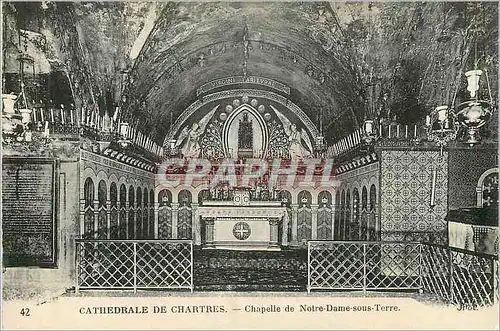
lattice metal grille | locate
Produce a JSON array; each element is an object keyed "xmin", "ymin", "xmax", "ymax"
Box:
[
  {"xmin": 421, "ymin": 244, "xmax": 450, "ymax": 300},
  {"xmin": 308, "ymin": 241, "xmax": 421, "ymax": 291},
  {"xmin": 365, "ymin": 243, "xmax": 421, "ymax": 289},
  {"xmin": 308, "ymin": 242, "xmax": 364, "ymax": 290},
  {"xmin": 495, "ymin": 260, "xmax": 499, "ymax": 303},
  {"xmin": 308, "ymin": 241, "xmax": 497, "ymax": 308},
  {"xmin": 450, "ymin": 250, "xmax": 496, "ymax": 308},
  {"xmin": 76, "ymin": 240, "xmax": 193, "ymax": 292}
]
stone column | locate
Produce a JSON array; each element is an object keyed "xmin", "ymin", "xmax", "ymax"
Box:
[
  {"xmin": 311, "ymin": 204, "xmax": 318, "ymax": 240},
  {"xmin": 171, "ymin": 202, "xmax": 179, "ymax": 239},
  {"xmin": 331, "ymin": 204, "xmax": 336, "ymax": 240},
  {"xmin": 106, "ymin": 201, "xmax": 112, "ymax": 239},
  {"xmin": 192, "ymin": 203, "xmax": 201, "ymax": 245},
  {"xmin": 79, "ymin": 199, "xmax": 85, "ymax": 238},
  {"xmin": 154, "ymin": 202, "xmax": 159, "ymax": 239},
  {"xmin": 291, "ymin": 204, "xmax": 299, "ymax": 246},
  {"xmin": 281, "ymin": 210, "xmax": 289, "ymax": 246},
  {"xmin": 269, "ymin": 218, "xmax": 279, "ymax": 248},
  {"xmin": 93, "ymin": 200, "xmax": 99, "ymax": 239},
  {"xmin": 204, "ymin": 218, "xmax": 215, "ymax": 247},
  {"xmin": 125, "ymin": 200, "xmax": 129, "ymax": 239}
]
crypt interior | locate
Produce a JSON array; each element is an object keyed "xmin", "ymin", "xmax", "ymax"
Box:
[{"xmin": 1, "ymin": 2, "xmax": 499, "ymax": 303}]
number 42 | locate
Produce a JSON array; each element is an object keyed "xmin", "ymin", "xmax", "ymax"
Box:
[{"xmin": 20, "ymin": 308, "xmax": 30, "ymax": 316}]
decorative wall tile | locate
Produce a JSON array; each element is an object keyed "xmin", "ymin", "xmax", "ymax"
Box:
[{"xmin": 380, "ymin": 150, "xmax": 448, "ymax": 244}]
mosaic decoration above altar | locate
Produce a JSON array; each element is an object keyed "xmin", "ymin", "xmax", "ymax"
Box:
[{"xmin": 168, "ymin": 91, "xmax": 318, "ymax": 161}]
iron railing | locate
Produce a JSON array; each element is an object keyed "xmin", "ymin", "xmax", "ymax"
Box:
[
  {"xmin": 308, "ymin": 241, "xmax": 422, "ymax": 292},
  {"xmin": 422, "ymin": 243, "xmax": 498, "ymax": 308},
  {"xmin": 308, "ymin": 241, "xmax": 498, "ymax": 308},
  {"xmin": 75, "ymin": 239, "xmax": 193, "ymax": 292}
]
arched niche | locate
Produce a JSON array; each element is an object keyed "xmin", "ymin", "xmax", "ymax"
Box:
[{"xmin": 221, "ymin": 103, "xmax": 269, "ymax": 158}]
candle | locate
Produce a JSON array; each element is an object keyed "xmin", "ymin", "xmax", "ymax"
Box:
[
  {"xmin": 60, "ymin": 106, "xmax": 65, "ymax": 124},
  {"xmin": 388, "ymin": 125, "xmax": 391, "ymax": 138},
  {"xmin": 414, "ymin": 125, "xmax": 417, "ymax": 137},
  {"xmin": 44, "ymin": 121, "xmax": 49, "ymax": 136},
  {"xmin": 40, "ymin": 108, "xmax": 44, "ymax": 122},
  {"xmin": 50, "ymin": 108, "xmax": 54, "ymax": 122},
  {"xmin": 81, "ymin": 107, "xmax": 85, "ymax": 125},
  {"xmin": 405, "ymin": 125, "xmax": 408, "ymax": 138},
  {"xmin": 33, "ymin": 108, "xmax": 37, "ymax": 122},
  {"xmin": 396, "ymin": 125, "xmax": 400, "ymax": 138},
  {"xmin": 430, "ymin": 169, "xmax": 437, "ymax": 208},
  {"xmin": 70, "ymin": 107, "xmax": 74, "ymax": 124}
]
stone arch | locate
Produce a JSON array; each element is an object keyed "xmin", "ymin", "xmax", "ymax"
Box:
[
  {"xmin": 119, "ymin": 183, "xmax": 127, "ymax": 239},
  {"xmin": 178, "ymin": 190, "xmax": 193, "ymax": 239},
  {"xmin": 128, "ymin": 185, "xmax": 136, "ymax": 239},
  {"xmin": 158, "ymin": 189, "xmax": 173, "ymax": 239},
  {"xmin": 476, "ymin": 168, "xmax": 499, "ymax": 208},
  {"xmin": 297, "ymin": 190, "xmax": 312, "ymax": 244},
  {"xmin": 82, "ymin": 167, "xmax": 97, "ymax": 200},
  {"xmin": 317, "ymin": 191, "xmax": 333, "ymax": 240}
]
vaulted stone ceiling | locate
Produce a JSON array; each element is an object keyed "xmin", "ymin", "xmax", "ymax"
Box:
[
  {"xmin": 3, "ymin": 1, "xmax": 498, "ymax": 145},
  {"xmin": 120, "ymin": 1, "xmax": 498, "ymax": 144},
  {"xmin": 121, "ymin": 2, "xmax": 365, "ymax": 143}
]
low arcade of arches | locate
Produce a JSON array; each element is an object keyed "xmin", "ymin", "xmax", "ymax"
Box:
[
  {"xmin": 334, "ymin": 176, "xmax": 380, "ymax": 242},
  {"xmin": 80, "ymin": 166, "xmax": 380, "ymax": 246},
  {"xmin": 154, "ymin": 184, "xmax": 340, "ymax": 246},
  {"xmin": 80, "ymin": 166, "xmax": 155, "ymax": 240}
]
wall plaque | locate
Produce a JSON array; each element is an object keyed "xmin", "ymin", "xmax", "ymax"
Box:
[{"xmin": 2, "ymin": 157, "xmax": 58, "ymax": 267}]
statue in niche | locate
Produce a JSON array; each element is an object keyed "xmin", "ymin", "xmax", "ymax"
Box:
[
  {"xmin": 238, "ymin": 113, "xmax": 253, "ymax": 149},
  {"xmin": 175, "ymin": 105, "xmax": 218, "ymax": 158},
  {"xmin": 271, "ymin": 105, "xmax": 313, "ymax": 159},
  {"xmin": 237, "ymin": 112, "xmax": 254, "ymax": 158}
]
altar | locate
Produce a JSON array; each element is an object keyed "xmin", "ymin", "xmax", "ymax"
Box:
[{"xmin": 197, "ymin": 200, "xmax": 287, "ymax": 251}]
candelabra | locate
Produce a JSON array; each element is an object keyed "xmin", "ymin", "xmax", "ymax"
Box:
[
  {"xmin": 425, "ymin": 105, "xmax": 458, "ymax": 155},
  {"xmin": 361, "ymin": 119, "xmax": 378, "ymax": 145}
]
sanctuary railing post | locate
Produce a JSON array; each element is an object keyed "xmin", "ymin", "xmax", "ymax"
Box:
[
  {"xmin": 362, "ymin": 243, "xmax": 367, "ymax": 291},
  {"xmin": 133, "ymin": 242, "xmax": 137, "ymax": 293},
  {"xmin": 307, "ymin": 241, "xmax": 311, "ymax": 293},
  {"xmin": 448, "ymin": 246, "xmax": 454, "ymax": 304},
  {"xmin": 191, "ymin": 241, "xmax": 194, "ymax": 293},
  {"xmin": 419, "ymin": 243, "xmax": 423, "ymax": 293},
  {"xmin": 75, "ymin": 240, "xmax": 80, "ymax": 294},
  {"xmin": 490, "ymin": 258, "xmax": 495, "ymax": 304}
]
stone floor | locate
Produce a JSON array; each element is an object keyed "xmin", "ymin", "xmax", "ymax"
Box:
[{"xmin": 193, "ymin": 248, "xmax": 308, "ymax": 291}]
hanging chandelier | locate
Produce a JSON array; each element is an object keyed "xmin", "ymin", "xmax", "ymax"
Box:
[
  {"xmin": 454, "ymin": 3, "xmax": 495, "ymax": 146},
  {"xmin": 455, "ymin": 69, "xmax": 493, "ymax": 146}
]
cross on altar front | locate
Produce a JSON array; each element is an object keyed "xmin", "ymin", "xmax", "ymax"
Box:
[{"xmin": 233, "ymin": 222, "xmax": 251, "ymax": 240}]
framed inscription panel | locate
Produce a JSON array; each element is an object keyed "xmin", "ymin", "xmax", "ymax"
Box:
[{"xmin": 2, "ymin": 157, "xmax": 59, "ymax": 268}]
